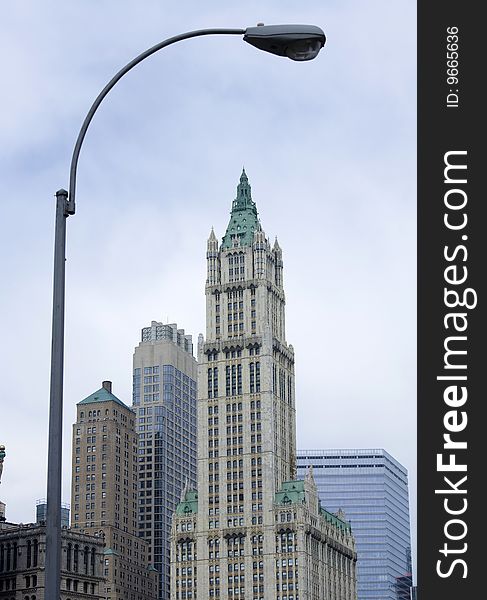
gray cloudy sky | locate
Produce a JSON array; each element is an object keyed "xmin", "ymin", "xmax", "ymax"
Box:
[{"xmin": 0, "ymin": 0, "xmax": 416, "ymax": 572}]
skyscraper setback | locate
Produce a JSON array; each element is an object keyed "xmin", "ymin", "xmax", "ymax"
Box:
[
  {"xmin": 170, "ymin": 170, "xmax": 357, "ymax": 600},
  {"xmin": 133, "ymin": 322, "xmax": 197, "ymax": 600}
]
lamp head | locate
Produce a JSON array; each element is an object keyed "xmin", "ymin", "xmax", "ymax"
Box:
[{"xmin": 243, "ymin": 24, "xmax": 326, "ymax": 61}]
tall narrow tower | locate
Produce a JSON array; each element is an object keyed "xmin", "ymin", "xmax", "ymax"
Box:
[
  {"xmin": 171, "ymin": 171, "xmax": 357, "ymax": 600},
  {"xmin": 133, "ymin": 321, "xmax": 197, "ymax": 600}
]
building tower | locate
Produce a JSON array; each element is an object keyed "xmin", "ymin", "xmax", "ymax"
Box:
[
  {"xmin": 71, "ymin": 380, "xmax": 158, "ymax": 600},
  {"xmin": 35, "ymin": 499, "xmax": 70, "ymax": 528},
  {"xmin": 133, "ymin": 322, "xmax": 197, "ymax": 600},
  {"xmin": 297, "ymin": 449, "xmax": 412, "ymax": 600},
  {"xmin": 171, "ymin": 170, "xmax": 357, "ymax": 600}
]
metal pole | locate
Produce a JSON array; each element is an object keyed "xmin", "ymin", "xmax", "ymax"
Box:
[
  {"xmin": 43, "ymin": 29, "xmax": 245, "ymax": 598},
  {"xmin": 45, "ymin": 189, "xmax": 69, "ymax": 599}
]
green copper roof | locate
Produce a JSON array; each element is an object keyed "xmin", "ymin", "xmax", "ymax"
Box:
[
  {"xmin": 103, "ymin": 548, "xmax": 120, "ymax": 556},
  {"xmin": 175, "ymin": 490, "xmax": 198, "ymax": 515},
  {"xmin": 221, "ymin": 169, "xmax": 260, "ymax": 249},
  {"xmin": 275, "ymin": 480, "xmax": 305, "ymax": 505},
  {"xmin": 78, "ymin": 386, "xmax": 128, "ymax": 409},
  {"xmin": 275, "ymin": 480, "xmax": 351, "ymax": 533},
  {"xmin": 320, "ymin": 506, "xmax": 352, "ymax": 533}
]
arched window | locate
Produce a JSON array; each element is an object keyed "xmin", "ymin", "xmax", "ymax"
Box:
[
  {"xmin": 26, "ymin": 540, "xmax": 32, "ymax": 568},
  {"xmin": 91, "ymin": 547, "xmax": 95, "ymax": 575},
  {"xmin": 84, "ymin": 546, "xmax": 89, "ymax": 574}
]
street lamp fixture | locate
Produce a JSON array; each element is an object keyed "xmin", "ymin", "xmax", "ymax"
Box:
[
  {"xmin": 45, "ymin": 23, "xmax": 326, "ymax": 598},
  {"xmin": 244, "ymin": 24, "xmax": 326, "ymax": 61}
]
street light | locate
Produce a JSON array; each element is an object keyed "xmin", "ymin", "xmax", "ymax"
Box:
[
  {"xmin": 45, "ymin": 23, "xmax": 326, "ymax": 597},
  {"xmin": 244, "ymin": 24, "xmax": 326, "ymax": 60}
]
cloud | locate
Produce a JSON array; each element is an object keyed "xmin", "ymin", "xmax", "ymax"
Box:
[{"xmin": 0, "ymin": 0, "xmax": 416, "ymax": 574}]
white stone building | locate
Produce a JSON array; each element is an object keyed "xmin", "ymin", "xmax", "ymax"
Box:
[{"xmin": 170, "ymin": 170, "xmax": 357, "ymax": 600}]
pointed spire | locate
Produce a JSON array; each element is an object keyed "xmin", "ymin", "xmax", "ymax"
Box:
[
  {"xmin": 335, "ymin": 508, "xmax": 347, "ymax": 522},
  {"xmin": 235, "ymin": 167, "xmax": 253, "ymax": 208},
  {"xmin": 273, "ymin": 236, "xmax": 281, "ymax": 252},
  {"xmin": 221, "ymin": 169, "xmax": 261, "ymax": 249},
  {"xmin": 207, "ymin": 226, "xmax": 218, "ymax": 252}
]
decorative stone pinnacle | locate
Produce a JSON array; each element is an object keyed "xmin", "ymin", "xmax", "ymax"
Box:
[{"xmin": 0, "ymin": 445, "xmax": 5, "ymax": 484}]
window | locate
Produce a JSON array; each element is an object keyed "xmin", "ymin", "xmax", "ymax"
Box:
[
  {"xmin": 213, "ymin": 367, "xmax": 219, "ymax": 397},
  {"xmin": 237, "ymin": 364, "xmax": 242, "ymax": 395},
  {"xmin": 67, "ymin": 544, "xmax": 72, "ymax": 571}
]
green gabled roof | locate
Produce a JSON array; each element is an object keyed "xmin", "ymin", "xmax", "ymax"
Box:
[
  {"xmin": 275, "ymin": 480, "xmax": 305, "ymax": 505},
  {"xmin": 175, "ymin": 490, "xmax": 198, "ymax": 515},
  {"xmin": 103, "ymin": 548, "xmax": 120, "ymax": 556},
  {"xmin": 221, "ymin": 169, "xmax": 260, "ymax": 249},
  {"xmin": 320, "ymin": 506, "xmax": 352, "ymax": 533},
  {"xmin": 78, "ymin": 386, "xmax": 128, "ymax": 409},
  {"xmin": 275, "ymin": 480, "xmax": 352, "ymax": 533}
]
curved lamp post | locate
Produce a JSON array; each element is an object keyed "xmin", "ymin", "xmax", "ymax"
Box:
[{"xmin": 45, "ymin": 23, "xmax": 326, "ymax": 596}]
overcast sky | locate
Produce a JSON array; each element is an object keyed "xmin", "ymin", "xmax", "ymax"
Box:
[{"xmin": 0, "ymin": 0, "xmax": 416, "ymax": 573}]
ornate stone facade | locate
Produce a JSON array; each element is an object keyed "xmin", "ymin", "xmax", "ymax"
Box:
[
  {"xmin": 170, "ymin": 171, "xmax": 357, "ymax": 600},
  {"xmin": 0, "ymin": 522, "xmax": 105, "ymax": 599}
]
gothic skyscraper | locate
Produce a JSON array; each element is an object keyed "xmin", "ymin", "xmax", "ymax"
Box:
[{"xmin": 171, "ymin": 170, "xmax": 357, "ymax": 600}]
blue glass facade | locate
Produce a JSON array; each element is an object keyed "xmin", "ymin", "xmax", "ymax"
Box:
[
  {"xmin": 36, "ymin": 501, "xmax": 70, "ymax": 528},
  {"xmin": 297, "ymin": 449, "xmax": 412, "ymax": 600},
  {"xmin": 133, "ymin": 324, "xmax": 197, "ymax": 600}
]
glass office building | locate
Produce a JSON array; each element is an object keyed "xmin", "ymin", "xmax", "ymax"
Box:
[
  {"xmin": 35, "ymin": 500, "xmax": 70, "ymax": 528},
  {"xmin": 133, "ymin": 322, "xmax": 197, "ymax": 600},
  {"xmin": 297, "ymin": 449, "xmax": 412, "ymax": 600}
]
